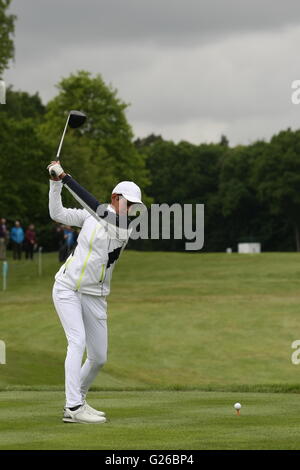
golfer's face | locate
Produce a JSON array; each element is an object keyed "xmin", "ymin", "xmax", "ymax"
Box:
[
  {"xmin": 111, "ymin": 193, "xmax": 134, "ymax": 215},
  {"xmin": 118, "ymin": 196, "xmax": 133, "ymax": 215}
]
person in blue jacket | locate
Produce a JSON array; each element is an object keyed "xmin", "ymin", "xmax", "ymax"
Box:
[{"xmin": 10, "ymin": 220, "xmax": 25, "ymax": 260}]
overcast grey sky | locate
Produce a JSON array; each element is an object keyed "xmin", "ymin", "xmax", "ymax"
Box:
[{"xmin": 4, "ymin": 0, "xmax": 300, "ymax": 145}]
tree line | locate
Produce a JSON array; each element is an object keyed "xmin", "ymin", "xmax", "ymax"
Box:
[
  {"xmin": 136, "ymin": 132, "xmax": 300, "ymax": 252},
  {"xmin": 1, "ymin": 76, "xmax": 299, "ymax": 252}
]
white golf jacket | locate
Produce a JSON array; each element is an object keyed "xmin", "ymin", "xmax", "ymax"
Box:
[{"xmin": 49, "ymin": 178, "xmax": 130, "ymax": 296}]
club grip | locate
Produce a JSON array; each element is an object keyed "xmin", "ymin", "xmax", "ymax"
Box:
[{"xmin": 50, "ymin": 159, "xmax": 59, "ymax": 178}]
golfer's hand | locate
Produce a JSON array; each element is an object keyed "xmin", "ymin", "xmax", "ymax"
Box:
[{"xmin": 47, "ymin": 161, "xmax": 66, "ymax": 181}]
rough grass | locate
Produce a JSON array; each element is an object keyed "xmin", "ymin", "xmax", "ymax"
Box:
[
  {"xmin": 1, "ymin": 251, "xmax": 300, "ymax": 449},
  {"xmin": 1, "ymin": 251, "xmax": 300, "ymax": 390}
]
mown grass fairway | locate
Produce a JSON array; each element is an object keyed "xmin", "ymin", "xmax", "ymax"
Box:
[
  {"xmin": 1, "ymin": 251, "xmax": 300, "ymax": 449},
  {"xmin": 1, "ymin": 390, "xmax": 300, "ymax": 450}
]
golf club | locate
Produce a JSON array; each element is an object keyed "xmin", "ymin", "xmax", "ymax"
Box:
[{"xmin": 51, "ymin": 110, "xmax": 87, "ymax": 177}]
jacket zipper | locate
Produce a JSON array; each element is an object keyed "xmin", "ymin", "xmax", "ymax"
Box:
[
  {"xmin": 99, "ymin": 264, "xmax": 105, "ymax": 283},
  {"xmin": 75, "ymin": 226, "xmax": 98, "ymax": 291},
  {"xmin": 63, "ymin": 255, "xmax": 75, "ymax": 274}
]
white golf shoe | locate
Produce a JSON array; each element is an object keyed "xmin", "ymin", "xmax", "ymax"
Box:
[
  {"xmin": 63, "ymin": 404, "xmax": 106, "ymax": 424},
  {"xmin": 83, "ymin": 401, "xmax": 106, "ymax": 417}
]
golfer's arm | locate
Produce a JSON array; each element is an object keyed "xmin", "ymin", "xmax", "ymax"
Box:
[
  {"xmin": 48, "ymin": 180, "xmax": 88, "ymax": 227},
  {"xmin": 61, "ymin": 175, "xmax": 130, "ymax": 238},
  {"xmin": 61, "ymin": 174, "xmax": 101, "ymax": 219}
]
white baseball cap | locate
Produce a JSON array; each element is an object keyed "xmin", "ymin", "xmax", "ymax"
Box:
[{"xmin": 112, "ymin": 181, "xmax": 143, "ymax": 204}]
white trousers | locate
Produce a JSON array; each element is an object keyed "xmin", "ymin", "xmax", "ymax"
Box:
[{"xmin": 52, "ymin": 281, "xmax": 108, "ymax": 408}]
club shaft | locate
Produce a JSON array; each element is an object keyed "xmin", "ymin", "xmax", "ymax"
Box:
[{"xmin": 56, "ymin": 114, "xmax": 70, "ymax": 160}]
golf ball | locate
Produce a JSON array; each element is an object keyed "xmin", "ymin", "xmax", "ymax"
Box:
[{"xmin": 234, "ymin": 402, "xmax": 242, "ymax": 410}]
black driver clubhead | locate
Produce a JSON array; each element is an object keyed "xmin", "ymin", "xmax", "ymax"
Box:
[
  {"xmin": 52, "ymin": 109, "xmax": 87, "ymax": 174},
  {"xmin": 68, "ymin": 110, "xmax": 87, "ymax": 128}
]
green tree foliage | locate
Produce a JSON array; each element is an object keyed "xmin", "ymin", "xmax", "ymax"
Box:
[
  {"xmin": 253, "ymin": 129, "xmax": 300, "ymax": 251},
  {"xmin": 144, "ymin": 139, "xmax": 222, "ymax": 204},
  {"xmin": 139, "ymin": 138, "xmax": 224, "ymax": 251},
  {"xmin": 0, "ymin": 73, "xmax": 152, "ymax": 251},
  {"xmin": 41, "ymin": 71, "xmax": 149, "ymax": 203},
  {"xmin": 2, "ymin": 67, "xmax": 300, "ymax": 252},
  {"xmin": 0, "ymin": 116, "xmax": 48, "ymax": 227},
  {"xmin": 0, "ymin": 0, "xmax": 16, "ymax": 77},
  {"xmin": 1, "ymin": 86, "xmax": 45, "ymax": 120},
  {"xmin": 0, "ymin": 88, "xmax": 50, "ymax": 248},
  {"xmin": 217, "ymin": 142, "xmax": 288, "ymax": 251},
  {"xmin": 139, "ymin": 134, "xmax": 298, "ymax": 252},
  {"xmin": 219, "ymin": 134, "xmax": 229, "ymax": 147},
  {"xmin": 218, "ymin": 143, "xmax": 265, "ymax": 239}
]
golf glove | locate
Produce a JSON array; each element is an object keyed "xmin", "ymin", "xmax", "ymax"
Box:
[{"xmin": 47, "ymin": 162, "xmax": 64, "ymax": 179}]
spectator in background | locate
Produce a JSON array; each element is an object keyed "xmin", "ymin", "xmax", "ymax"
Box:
[
  {"xmin": 73, "ymin": 228, "xmax": 80, "ymax": 246},
  {"xmin": 25, "ymin": 224, "xmax": 37, "ymax": 260},
  {"xmin": 10, "ymin": 220, "xmax": 24, "ymax": 260},
  {"xmin": 0, "ymin": 218, "xmax": 8, "ymax": 260},
  {"xmin": 54, "ymin": 224, "xmax": 66, "ymax": 262},
  {"xmin": 63, "ymin": 225, "xmax": 75, "ymax": 261}
]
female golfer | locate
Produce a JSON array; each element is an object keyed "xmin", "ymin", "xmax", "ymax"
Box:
[{"xmin": 47, "ymin": 160, "xmax": 143, "ymax": 423}]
